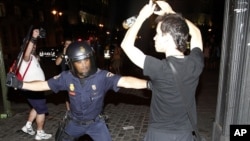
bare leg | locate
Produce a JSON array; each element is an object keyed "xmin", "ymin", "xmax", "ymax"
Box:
[
  {"xmin": 36, "ymin": 113, "xmax": 45, "ymax": 131},
  {"xmin": 28, "ymin": 108, "xmax": 37, "ymax": 123}
]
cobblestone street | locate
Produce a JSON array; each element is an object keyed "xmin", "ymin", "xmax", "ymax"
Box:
[{"xmin": 1, "ymin": 63, "xmax": 219, "ymax": 141}]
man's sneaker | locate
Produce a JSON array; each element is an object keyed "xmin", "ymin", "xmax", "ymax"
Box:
[
  {"xmin": 21, "ymin": 126, "xmax": 35, "ymax": 135},
  {"xmin": 35, "ymin": 130, "xmax": 52, "ymax": 140}
]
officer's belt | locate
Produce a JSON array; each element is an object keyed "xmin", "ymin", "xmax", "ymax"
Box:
[{"xmin": 68, "ymin": 115, "xmax": 102, "ymax": 125}]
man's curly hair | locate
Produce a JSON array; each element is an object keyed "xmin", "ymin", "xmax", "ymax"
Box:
[{"xmin": 155, "ymin": 13, "xmax": 189, "ymax": 53}]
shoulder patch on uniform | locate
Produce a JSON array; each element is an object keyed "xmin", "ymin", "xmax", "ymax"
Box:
[
  {"xmin": 69, "ymin": 83, "xmax": 76, "ymax": 96},
  {"xmin": 106, "ymin": 72, "xmax": 114, "ymax": 77},
  {"xmin": 69, "ymin": 83, "xmax": 75, "ymax": 91},
  {"xmin": 53, "ymin": 74, "xmax": 61, "ymax": 79}
]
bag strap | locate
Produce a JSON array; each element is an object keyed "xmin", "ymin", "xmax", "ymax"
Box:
[
  {"xmin": 21, "ymin": 56, "xmax": 33, "ymax": 80},
  {"xmin": 168, "ymin": 61, "xmax": 202, "ymax": 141}
]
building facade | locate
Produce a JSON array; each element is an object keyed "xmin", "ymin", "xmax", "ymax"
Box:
[{"xmin": 0, "ymin": 0, "xmax": 118, "ymax": 55}]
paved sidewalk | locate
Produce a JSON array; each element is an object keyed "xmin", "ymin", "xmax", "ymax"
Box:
[{"xmin": 0, "ymin": 69, "xmax": 219, "ymax": 141}]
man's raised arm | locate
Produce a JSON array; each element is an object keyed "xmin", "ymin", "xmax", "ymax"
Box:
[{"xmin": 121, "ymin": 0, "xmax": 155, "ymax": 69}]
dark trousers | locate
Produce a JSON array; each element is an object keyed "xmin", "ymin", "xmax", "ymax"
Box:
[{"xmin": 143, "ymin": 128, "xmax": 194, "ymax": 141}]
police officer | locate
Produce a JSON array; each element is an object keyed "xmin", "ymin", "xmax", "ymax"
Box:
[{"xmin": 6, "ymin": 41, "xmax": 148, "ymax": 141}]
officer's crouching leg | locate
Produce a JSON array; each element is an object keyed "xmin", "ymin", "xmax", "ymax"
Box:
[
  {"xmin": 55, "ymin": 111, "xmax": 75, "ymax": 141},
  {"xmin": 56, "ymin": 130, "xmax": 75, "ymax": 141}
]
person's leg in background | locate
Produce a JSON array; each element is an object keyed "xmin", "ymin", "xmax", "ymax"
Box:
[
  {"xmin": 22, "ymin": 108, "xmax": 36, "ymax": 135},
  {"xmin": 21, "ymin": 91, "xmax": 52, "ymax": 140},
  {"xmin": 64, "ymin": 93, "xmax": 70, "ymax": 111},
  {"xmin": 31, "ymin": 98, "xmax": 52, "ymax": 140}
]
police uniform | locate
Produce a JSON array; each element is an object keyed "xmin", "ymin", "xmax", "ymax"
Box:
[{"xmin": 48, "ymin": 69, "xmax": 121, "ymax": 141}]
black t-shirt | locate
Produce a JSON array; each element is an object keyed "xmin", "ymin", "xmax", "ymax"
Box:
[
  {"xmin": 144, "ymin": 48, "xmax": 204, "ymax": 132},
  {"xmin": 60, "ymin": 57, "xmax": 69, "ymax": 71}
]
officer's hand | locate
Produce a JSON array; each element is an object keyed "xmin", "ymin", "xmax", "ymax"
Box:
[{"xmin": 6, "ymin": 72, "xmax": 23, "ymax": 89}]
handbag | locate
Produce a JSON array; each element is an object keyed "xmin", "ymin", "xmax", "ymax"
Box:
[
  {"xmin": 9, "ymin": 57, "xmax": 32, "ymax": 81},
  {"xmin": 168, "ymin": 61, "xmax": 206, "ymax": 141}
]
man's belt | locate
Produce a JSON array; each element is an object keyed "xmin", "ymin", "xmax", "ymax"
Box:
[{"xmin": 69, "ymin": 115, "xmax": 103, "ymax": 125}]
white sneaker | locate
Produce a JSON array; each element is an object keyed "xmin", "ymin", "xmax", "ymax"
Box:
[
  {"xmin": 35, "ymin": 130, "xmax": 52, "ymax": 140},
  {"xmin": 21, "ymin": 126, "xmax": 35, "ymax": 135}
]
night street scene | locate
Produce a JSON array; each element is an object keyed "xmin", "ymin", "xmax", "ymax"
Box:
[{"xmin": 1, "ymin": 0, "xmax": 250, "ymax": 141}]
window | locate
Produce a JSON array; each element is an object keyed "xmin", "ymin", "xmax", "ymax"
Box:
[
  {"xmin": 14, "ymin": 6, "xmax": 21, "ymax": 17},
  {"xmin": 0, "ymin": 3, "xmax": 6, "ymax": 17}
]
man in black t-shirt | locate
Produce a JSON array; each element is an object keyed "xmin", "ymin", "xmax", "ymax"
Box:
[
  {"xmin": 55, "ymin": 38, "xmax": 72, "ymax": 72},
  {"xmin": 121, "ymin": 1, "xmax": 204, "ymax": 141}
]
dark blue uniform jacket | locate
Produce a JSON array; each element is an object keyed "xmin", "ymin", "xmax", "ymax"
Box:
[{"xmin": 47, "ymin": 69, "xmax": 121, "ymax": 121}]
